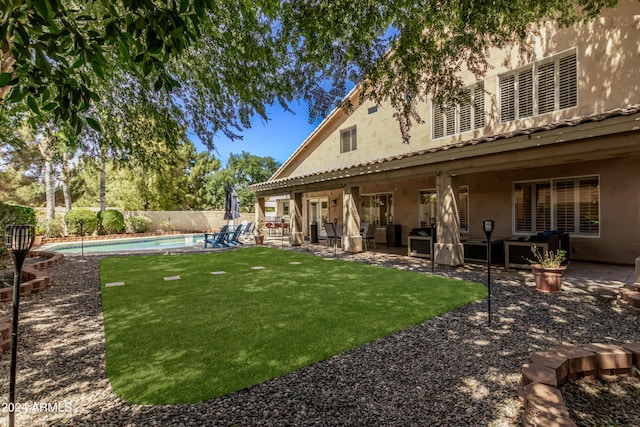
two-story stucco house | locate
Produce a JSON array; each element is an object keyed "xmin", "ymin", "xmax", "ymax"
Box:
[{"xmin": 251, "ymin": 0, "xmax": 640, "ymax": 266}]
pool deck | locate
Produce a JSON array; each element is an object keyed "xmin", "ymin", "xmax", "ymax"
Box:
[{"xmin": 40, "ymin": 233, "xmax": 637, "ymax": 290}]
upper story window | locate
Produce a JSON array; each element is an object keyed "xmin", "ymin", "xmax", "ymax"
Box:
[
  {"xmin": 432, "ymin": 82, "xmax": 485, "ymax": 139},
  {"xmin": 367, "ymin": 106, "xmax": 378, "ymax": 114},
  {"xmin": 500, "ymin": 50, "xmax": 577, "ymax": 123},
  {"xmin": 340, "ymin": 126, "xmax": 357, "ymax": 153}
]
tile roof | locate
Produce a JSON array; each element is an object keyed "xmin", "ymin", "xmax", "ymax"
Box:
[{"xmin": 251, "ymin": 105, "xmax": 640, "ymax": 192}]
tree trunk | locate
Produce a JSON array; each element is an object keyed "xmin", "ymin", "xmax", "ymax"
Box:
[
  {"xmin": 99, "ymin": 155, "xmax": 107, "ymax": 210},
  {"xmin": 38, "ymin": 129, "xmax": 56, "ymax": 220},
  {"xmin": 60, "ymin": 150, "xmax": 72, "ymax": 213},
  {"xmin": 44, "ymin": 159, "xmax": 56, "ymax": 219}
]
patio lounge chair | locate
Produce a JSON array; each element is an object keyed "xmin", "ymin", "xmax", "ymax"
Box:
[
  {"xmin": 227, "ymin": 225, "xmax": 244, "ymax": 246},
  {"xmin": 240, "ymin": 222, "xmax": 253, "ymax": 240},
  {"xmin": 204, "ymin": 225, "xmax": 231, "ymax": 248}
]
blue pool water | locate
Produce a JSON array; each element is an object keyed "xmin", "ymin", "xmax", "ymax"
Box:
[{"xmin": 46, "ymin": 234, "xmax": 200, "ymax": 254}]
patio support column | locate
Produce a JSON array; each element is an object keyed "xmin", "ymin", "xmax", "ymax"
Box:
[
  {"xmin": 255, "ymin": 196, "xmax": 266, "ymax": 228},
  {"xmin": 290, "ymin": 192, "xmax": 304, "ymax": 246},
  {"xmin": 342, "ymin": 185, "xmax": 362, "ymax": 253},
  {"xmin": 434, "ymin": 172, "xmax": 464, "ymax": 266}
]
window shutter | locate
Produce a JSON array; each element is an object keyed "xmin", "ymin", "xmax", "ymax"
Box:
[
  {"xmin": 473, "ymin": 82, "xmax": 485, "ymax": 129},
  {"xmin": 459, "ymin": 90, "xmax": 472, "ymax": 133},
  {"xmin": 445, "ymin": 104, "xmax": 456, "ymax": 136},
  {"xmin": 432, "ymin": 103, "xmax": 444, "ymax": 139},
  {"xmin": 537, "ymin": 61, "xmax": 556, "ymax": 114},
  {"xmin": 514, "ymin": 183, "xmax": 532, "ymax": 232},
  {"xmin": 500, "ymin": 75, "xmax": 515, "ymax": 122},
  {"xmin": 559, "ymin": 54, "xmax": 577, "ymax": 109},
  {"xmin": 459, "ymin": 187, "xmax": 469, "ymax": 232},
  {"xmin": 535, "ymin": 183, "xmax": 551, "ymax": 231},
  {"xmin": 341, "ymin": 131, "xmax": 350, "ymax": 153},
  {"xmin": 578, "ymin": 178, "xmax": 599, "ymax": 233},
  {"xmin": 351, "ymin": 128, "xmax": 357, "ymax": 151},
  {"xmin": 555, "ymin": 181, "xmax": 575, "ymax": 232},
  {"xmin": 518, "ymin": 69, "xmax": 534, "ymax": 118}
]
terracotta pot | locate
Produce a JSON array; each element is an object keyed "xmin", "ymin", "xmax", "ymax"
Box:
[
  {"xmin": 254, "ymin": 235, "xmax": 265, "ymax": 245},
  {"xmin": 532, "ymin": 265, "xmax": 566, "ymax": 293}
]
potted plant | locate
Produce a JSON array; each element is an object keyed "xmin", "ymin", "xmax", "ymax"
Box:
[
  {"xmin": 528, "ymin": 244, "xmax": 568, "ymax": 293},
  {"xmin": 254, "ymin": 220, "xmax": 265, "ymax": 245}
]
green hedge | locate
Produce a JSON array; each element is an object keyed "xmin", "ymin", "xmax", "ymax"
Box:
[
  {"xmin": 36, "ymin": 217, "xmax": 65, "ymax": 238},
  {"xmin": 127, "ymin": 216, "xmax": 152, "ymax": 233},
  {"xmin": 0, "ymin": 202, "xmax": 36, "ymax": 266},
  {"xmin": 65, "ymin": 208, "xmax": 98, "ymax": 236},
  {"xmin": 98, "ymin": 209, "xmax": 125, "ymax": 235}
]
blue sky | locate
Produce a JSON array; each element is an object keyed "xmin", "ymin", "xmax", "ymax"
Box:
[{"xmin": 192, "ymin": 101, "xmax": 324, "ymax": 166}]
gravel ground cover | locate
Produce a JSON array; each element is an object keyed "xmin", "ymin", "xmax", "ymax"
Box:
[{"xmin": 0, "ymin": 246, "xmax": 638, "ymax": 426}]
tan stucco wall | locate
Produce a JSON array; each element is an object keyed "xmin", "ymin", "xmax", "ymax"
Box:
[
  {"xmin": 277, "ymin": 0, "xmax": 640, "ymax": 180},
  {"xmin": 295, "ymin": 152, "xmax": 640, "ymax": 264}
]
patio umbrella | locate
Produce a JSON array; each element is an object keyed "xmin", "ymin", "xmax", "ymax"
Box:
[
  {"xmin": 223, "ymin": 182, "xmax": 241, "ymax": 223},
  {"xmin": 223, "ymin": 182, "xmax": 234, "ymax": 221}
]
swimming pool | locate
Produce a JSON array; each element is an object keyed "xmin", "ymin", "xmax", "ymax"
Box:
[{"xmin": 45, "ymin": 234, "xmax": 201, "ymax": 254}]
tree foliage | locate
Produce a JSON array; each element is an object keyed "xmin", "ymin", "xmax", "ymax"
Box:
[
  {"xmin": 205, "ymin": 152, "xmax": 280, "ymax": 212},
  {"xmin": 1, "ymin": 0, "xmax": 617, "ymax": 147}
]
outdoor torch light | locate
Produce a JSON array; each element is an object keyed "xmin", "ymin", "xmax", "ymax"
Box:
[
  {"xmin": 4, "ymin": 225, "xmax": 35, "ymax": 427},
  {"xmin": 482, "ymin": 220, "xmax": 494, "ymax": 325}
]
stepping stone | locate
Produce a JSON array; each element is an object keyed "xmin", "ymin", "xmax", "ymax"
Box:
[
  {"xmin": 323, "ymin": 258, "xmax": 336, "ymax": 261},
  {"xmin": 105, "ymin": 282, "xmax": 125, "ymax": 287},
  {"xmin": 251, "ymin": 266, "xmax": 265, "ymax": 270},
  {"xmin": 210, "ymin": 271, "xmax": 227, "ymax": 275},
  {"xmin": 163, "ymin": 276, "xmax": 181, "ymax": 281},
  {"xmin": 289, "ymin": 262, "xmax": 302, "ymax": 265}
]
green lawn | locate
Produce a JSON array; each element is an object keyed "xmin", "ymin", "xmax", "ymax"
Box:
[{"xmin": 100, "ymin": 246, "xmax": 486, "ymax": 404}]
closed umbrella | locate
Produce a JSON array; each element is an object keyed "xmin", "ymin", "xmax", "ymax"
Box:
[
  {"xmin": 231, "ymin": 187, "xmax": 240, "ymax": 220},
  {"xmin": 223, "ymin": 182, "xmax": 234, "ymax": 221}
]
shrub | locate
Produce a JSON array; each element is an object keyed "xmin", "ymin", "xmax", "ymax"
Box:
[
  {"xmin": 158, "ymin": 218, "xmax": 172, "ymax": 232},
  {"xmin": 0, "ymin": 202, "xmax": 36, "ymax": 267},
  {"xmin": 127, "ymin": 216, "xmax": 152, "ymax": 233},
  {"xmin": 65, "ymin": 208, "xmax": 98, "ymax": 236},
  {"xmin": 98, "ymin": 209, "xmax": 125, "ymax": 235},
  {"xmin": 36, "ymin": 217, "xmax": 65, "ymax": 238}
]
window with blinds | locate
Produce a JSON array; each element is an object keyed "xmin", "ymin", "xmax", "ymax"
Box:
[
  {"xmin": 500, "ymin": 50, "xmax": 577, "ymax": 122},
  {"xmin": 578, "ymin": 178, "xmax": 599, "ymax": 234},
  {"xmin": 340, "ymin": 127, "xmax": 357, "ymax": 153},
  {"xmin": 432, "ymin": 82, "xmax": 485, "ymax": 139},
  {"xmin": 513, "ymin": 175, "xmax": 599, "ymax": 236},
  {"xmin": 459, "ymin": 186, "xmax": 469, "ymax": 232},
  {"xmin": 514, "ymin": 183, "xmax": 532, "ymax": 232},
  {"xmin": 555, "ymin": 180, "xmax": 575, "ymax": 232}
]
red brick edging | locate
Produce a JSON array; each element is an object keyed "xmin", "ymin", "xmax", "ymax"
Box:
[
  {"xmin": 0, "ymin": 250, "xmax": 64, "ymax": 352},
  {"xmin": 520, "ymin": 342, "xmax": 640, "ymax": 426}
]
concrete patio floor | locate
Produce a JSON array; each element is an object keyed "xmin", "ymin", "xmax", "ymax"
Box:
[{"xmin": 263, "ymin": 235, "xmax": 637, "ymax": 290}]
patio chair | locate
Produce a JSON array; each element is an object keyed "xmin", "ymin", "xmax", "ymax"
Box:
[
  {"xmin": 227, "ymin": 225, "xmax": 245, "ymax": 246},
  {"xmin": 240, "ymin": 222, "xmax": 253, "ymax": 241},
  {"xmin": 204, "ymin": 225, "xmax": 231, "ymax": 248},
  {"xmin": 362, "ymin": 223, "xmax": 376, "ymax": 250},
  {"xmin": 324, "ymin": 222, "xmax": 341, "ymax": 247}
]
